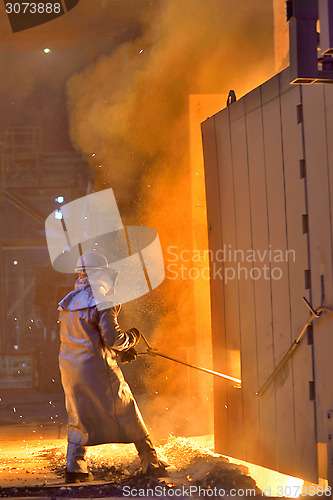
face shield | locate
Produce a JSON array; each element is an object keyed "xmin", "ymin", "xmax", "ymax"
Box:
[{"xmin": 86, "ymin": 266, "xmax": 119, "ymax": 301}]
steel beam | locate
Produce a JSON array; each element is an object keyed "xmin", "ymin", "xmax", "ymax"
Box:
[{"xmin": 319, "ymin": 0, "xmax": 333, "ymax": 55}]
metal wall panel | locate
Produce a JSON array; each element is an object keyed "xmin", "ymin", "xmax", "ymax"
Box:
[
  {"xmin": 230, "ymin": 99, "xmax": 260, "ymax": 465},
  {"xmin": 322, "ymin": 85, "xmax": 333, "ymax": 482},
  {"xmin": 302, "ymin": 85, "xmax": 333, "ymax": 449},
  {"xmin": 201, "ymin": 116, "xmax": 228, "ymax": 452},
  {"xmin": 261, "ymin": 83, "xmax": 297, "ymax": 476},
  {"xmin": 201, "ymin": 67, "xmax": 327, "ymax": 482},
  {"xmin": 279, "ymin": 74, "xmax": 317, "ymax": 480},
  {"xmin": 244, "ymin": 91, "xmax": 276, "ymax": 470},
  {"xmin": 214, "ymin": 109, "xmax": 244, "ymax": 458}
]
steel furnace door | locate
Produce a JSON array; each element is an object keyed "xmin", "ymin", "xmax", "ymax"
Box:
[{"xmin": 202, "ymin": 66, "xmax": 333, "ymax": 483}]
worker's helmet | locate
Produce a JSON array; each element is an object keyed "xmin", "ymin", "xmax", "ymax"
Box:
[{"xmin": 75, "ymin": 251, "xmax": 109, "ymax": 273}]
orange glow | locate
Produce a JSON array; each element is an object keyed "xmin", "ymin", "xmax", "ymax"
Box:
[
  {"xmin": 189, "ymin": 94, "xmax": 226, "ymax": 402},
  {"xmin": 224, "ymin": 455, "xmax": 329, "ymax": 498},
  {"xmin": 273, "ymin": 0, "xmax": 289, "ymax": 71},
  {"xmin": 66, "ymin": 0, "xmax": 275, "ymax": 442},
  {"xmin": 189, "ymin": 436, "xmax": 329, "ymax": 498},
  {"xmin": 225, "ymin": 455, "xmax": 304, "ymax": 498}
]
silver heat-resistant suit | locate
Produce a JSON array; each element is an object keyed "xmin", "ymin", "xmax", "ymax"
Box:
[{"xmin": 58, "ymin": 276, "xmax": 157, "ymax": 476}]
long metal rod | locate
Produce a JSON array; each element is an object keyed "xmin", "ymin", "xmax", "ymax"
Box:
[
  {"xmin": 139, "ymin": 333, "xmax": 242, "ymax": 385},
  {"xmin": 257, "ymin": 301, "xmax": 333, "ymax": 397},
  {"xmin": 140, "ymin": 350, "xmax": 242, "ymax": 384}
]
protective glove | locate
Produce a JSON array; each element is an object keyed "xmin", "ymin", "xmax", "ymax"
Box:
[
  {"xmin": 128, "ymin": 327, "xmax": 141, "ymax": 347},
  {"xmin": 117, "ymin": 347, "xmax": 138, "ymax": 364}
]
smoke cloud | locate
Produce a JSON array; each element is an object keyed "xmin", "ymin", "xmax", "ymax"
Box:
[
  {"xmin": 0, "ymin": 0, "xmax": 152, "ymax": 149},
  {"xmin": 66, "ymin": 0, "xmax": 275, "ymax": 439}
]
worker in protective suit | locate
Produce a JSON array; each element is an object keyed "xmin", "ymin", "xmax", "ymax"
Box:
[{"xmin": 58, "ymin": 250, "xmax": 167, "ymax": 483}]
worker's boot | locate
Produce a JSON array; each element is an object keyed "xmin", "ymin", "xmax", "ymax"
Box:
[
  {"xmin": 135, "ymin": 436, "xmax": 169, "ymax": 477},
  {"xmin": 65, "ymin": 443, "xmax": 92, "ymax": 483}
]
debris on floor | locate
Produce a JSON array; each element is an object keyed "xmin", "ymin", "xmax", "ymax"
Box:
[{"xmin": 0, "ymin": 435, "xmax": 261, "ymax": 497}]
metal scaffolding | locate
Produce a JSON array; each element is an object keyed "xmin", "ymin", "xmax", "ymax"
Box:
[{"xmin": 0, "ymin": 126, "xmax": 91, "ymax": 388}]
